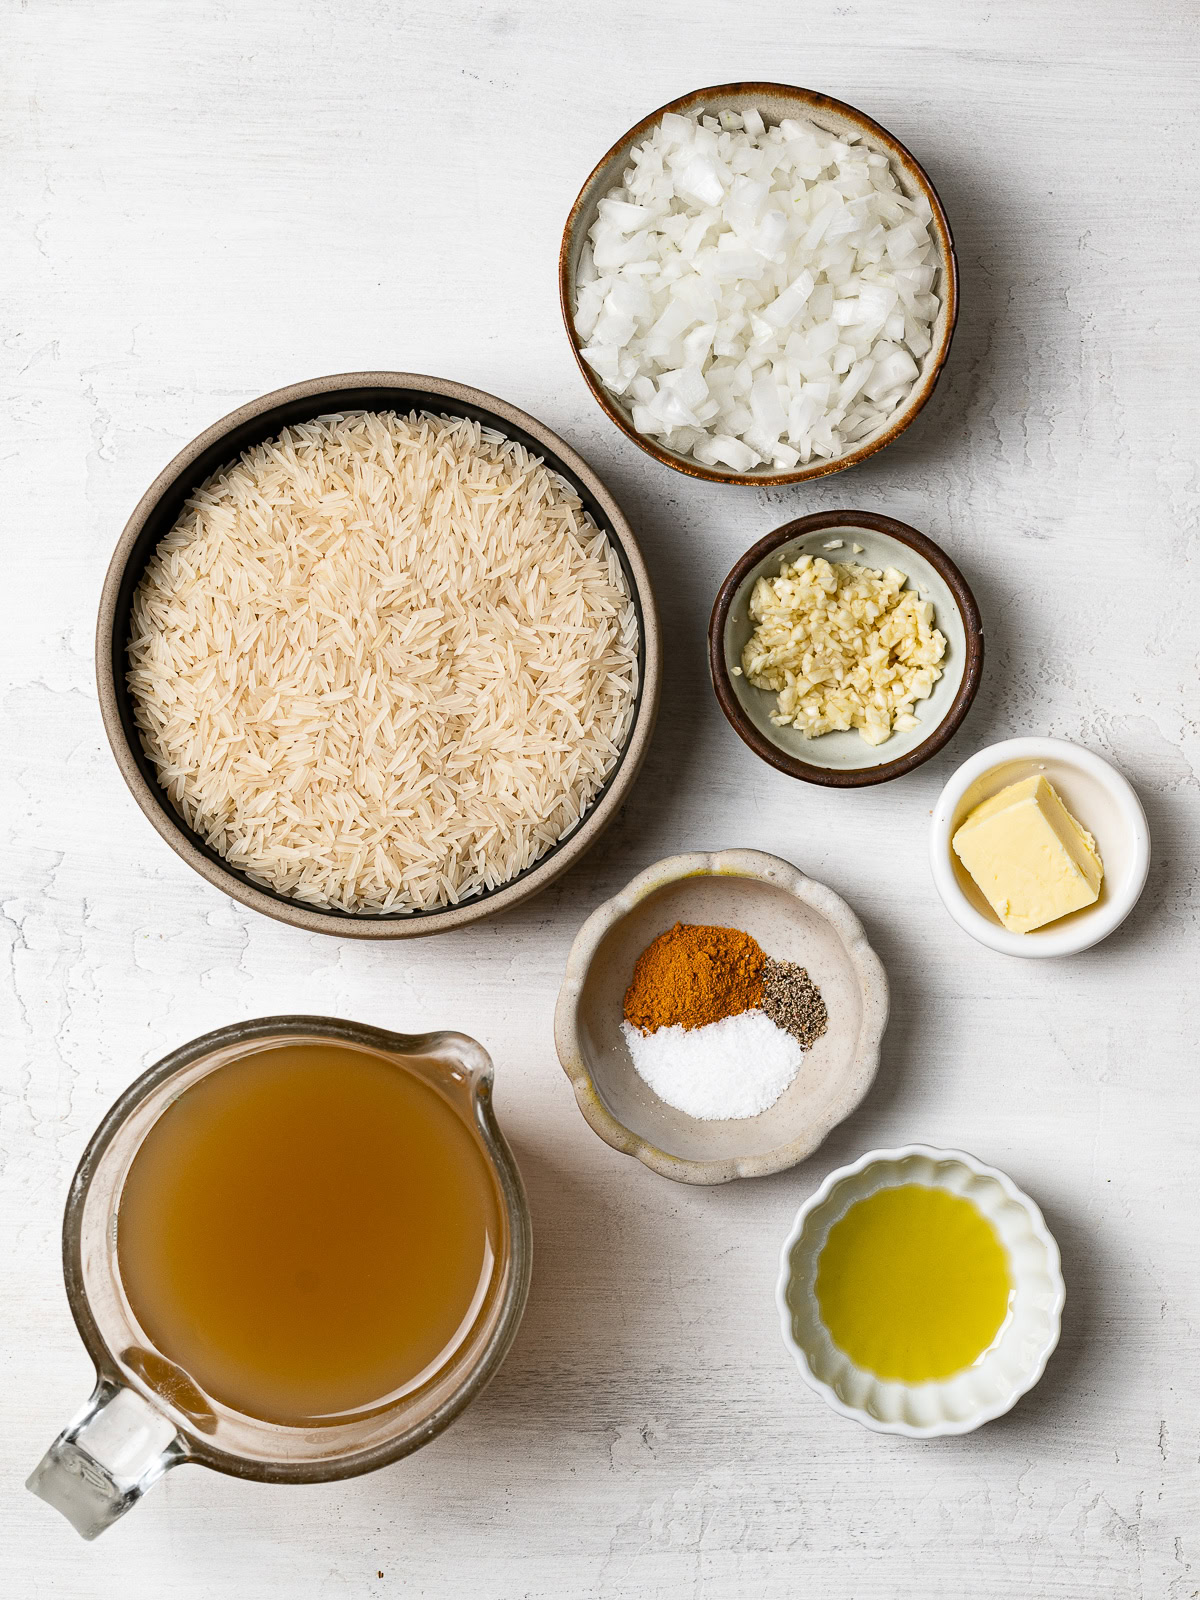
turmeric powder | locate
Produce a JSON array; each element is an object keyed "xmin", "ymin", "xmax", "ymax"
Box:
[{"xmin": 623, "ymin": 922, "xmax": 765, "ymax": 1034}]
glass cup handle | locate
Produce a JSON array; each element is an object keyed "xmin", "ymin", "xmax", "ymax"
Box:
[{"xmin": 27, "ymin": 1378, "xmax": 188, "ymax": 1539}]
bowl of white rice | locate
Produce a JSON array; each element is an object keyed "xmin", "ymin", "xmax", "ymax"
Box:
[
  {"xmin": 97, "ymin": 373, "xmax": 660, "ymax": 937},
  {"xmin": 560, "ymin": 83, "xmax": 958, "ymax": 485}
]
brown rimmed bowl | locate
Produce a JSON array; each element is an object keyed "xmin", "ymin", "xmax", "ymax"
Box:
[
  {"xmin": 709, "ymin": 511, "xmax": 983, "ymax": 787},
  {"xmin": 97, "ymin": 372, "xmax": 661, "ymax": 938},
  {"xmin": 559, "ymin": 83, "xmax": 959, "ymax": 487}
]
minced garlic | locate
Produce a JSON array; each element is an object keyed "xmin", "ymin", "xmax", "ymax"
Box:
[{"xmin": 741, "ymin": 555, "xmax": 946, "ymax": 746}]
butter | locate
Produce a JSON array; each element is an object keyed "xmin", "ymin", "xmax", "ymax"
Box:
[{"xmin": 952, "ymin": 775, "xmax": 1103, "ymax": 934}]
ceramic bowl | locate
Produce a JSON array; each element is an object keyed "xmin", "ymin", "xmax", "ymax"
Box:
[
  {"xmin": 96, "ymin": 372, "xmax": 661, "ymax": 939},
  {"xmin": 777, "ymin": 1145, "xmax": 1065, "ymax": 1437},
  {"xmin": 559, "ymin": 82, "xmax": 958, "ymax": 487},
  {"xmin": 554, "ymin": 850, "xmax": 888, "ymax": 1184},
  {"xmin": 930, "ymin": 737, "xmax": 1151, "ymax": 957},
  {"xmin": 709, "ymin": 511, "xmax": 983, "ymax": 786}
]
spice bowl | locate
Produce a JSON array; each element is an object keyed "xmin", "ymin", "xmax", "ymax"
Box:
[
  {"xmin": 710, "ymin": 510, "xmax": 983, "ymax": 786},
  {"xmin": 777, "ymin": 1145, "xmax": 1065, "ymax": 1436},
  {"xmin": 930, "ymin": 737, "xmax": 1151, "ymax": 957},
  {"xmin": 553, "ymin": 850, "xmax": 888, "ymax": 1184}
]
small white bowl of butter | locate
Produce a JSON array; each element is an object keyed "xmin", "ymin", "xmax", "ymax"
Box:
[{"xmin": 930, "ymin": 737, "xmax": 1150, "ymax": 957}]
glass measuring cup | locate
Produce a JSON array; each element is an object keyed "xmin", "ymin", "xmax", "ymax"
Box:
[{"xmin": 27, "ymin": 1016, "xmax": 532, "ymax": 1539}]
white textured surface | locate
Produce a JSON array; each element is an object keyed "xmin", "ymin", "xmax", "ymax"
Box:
[{"xmin": 3, "ymin": 2, "xmax": 1199, "ymax": 1595}]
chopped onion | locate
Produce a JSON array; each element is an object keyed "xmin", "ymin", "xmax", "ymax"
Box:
[{"xmin": 575, "ymin": 107, "xmax": 941, "ymax": 472}]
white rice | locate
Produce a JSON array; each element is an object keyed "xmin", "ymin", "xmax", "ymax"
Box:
[{"xmin": 127, "ymin": 411, "xmax": 639, "ymax": 914}]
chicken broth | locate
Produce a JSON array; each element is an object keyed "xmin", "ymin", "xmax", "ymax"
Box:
[{"xmin": 116, "ymin": 1040, "xmax": 503, "ymax": 1426}]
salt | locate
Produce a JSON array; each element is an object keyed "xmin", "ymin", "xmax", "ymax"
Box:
[{"xmin": 621, "ymin": 1010, "xmax": 804, "ymax": 1121}]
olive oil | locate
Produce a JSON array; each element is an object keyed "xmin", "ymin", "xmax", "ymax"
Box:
[
  {"xmin": 117, "ymin": 1041, "xmax": 503, "ymax": 1426},
  {"xmin": 815, "ymin": 1184, "xmax": 1011, "ymax": 1382}
]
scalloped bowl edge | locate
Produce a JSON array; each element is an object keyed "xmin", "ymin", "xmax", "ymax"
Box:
[
  {"xmin": 553, "ymin": 849, "xmax": 889, "ymax": 1184},
  {"xmin": 776, "ymin": 1144, "xmax": 1065, "ymax": 1436}
]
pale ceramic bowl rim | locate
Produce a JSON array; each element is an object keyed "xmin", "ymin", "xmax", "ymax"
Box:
[
  {"xmin": 776, "ymin": 1143, "xmax": 1066, "ymax": 1437},
  {"xmin": 553, "ymin": 848, "xmax": 889, "ymax": 1184},
  {"xmin": 95, "ymin": 371, "xmax": 662, "ymax": 939},
  {"xmin": 929, "ymin": 737, "xmax": 1151, "ymax": 957},
  {"xmin": 559, "ymin": 81, "xmax": 959, "ymax": 487}
]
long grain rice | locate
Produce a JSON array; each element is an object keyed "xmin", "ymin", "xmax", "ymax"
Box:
[{"xmin": 127, "ymin": 411, "xmax": 639, "ymax": 913}]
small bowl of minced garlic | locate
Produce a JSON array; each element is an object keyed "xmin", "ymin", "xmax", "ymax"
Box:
[
  {"xmin": 709, "ymin": 510, "xmax": 983, "ymax": 786},
  {"xmin": 930, "ymin": 737, "xmax": 1151, "ymax": 958}
]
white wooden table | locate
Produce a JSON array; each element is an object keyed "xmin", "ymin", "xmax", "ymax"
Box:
[{"xmin": 4, "ymin": 2, "xmax": 1199, "ymax": 1594}]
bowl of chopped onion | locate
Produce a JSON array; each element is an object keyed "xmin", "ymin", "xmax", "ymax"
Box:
[
  {"xmin": 561, "ymin": 84, "xmax": 958, "ymax": 485},
  {"xmin": 709, "ymin": 510, "xmax": 983, "ymax": 786}
]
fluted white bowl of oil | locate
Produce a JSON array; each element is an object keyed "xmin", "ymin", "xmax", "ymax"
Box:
[{"xmin": 777, "ymin": 1146, "xmax": 1064, "ymax": 1436}]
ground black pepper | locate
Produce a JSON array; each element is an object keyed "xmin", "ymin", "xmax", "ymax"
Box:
[{"xmin": 760, "ymin": 958, "xmax": 828, "ymax": 1050}]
